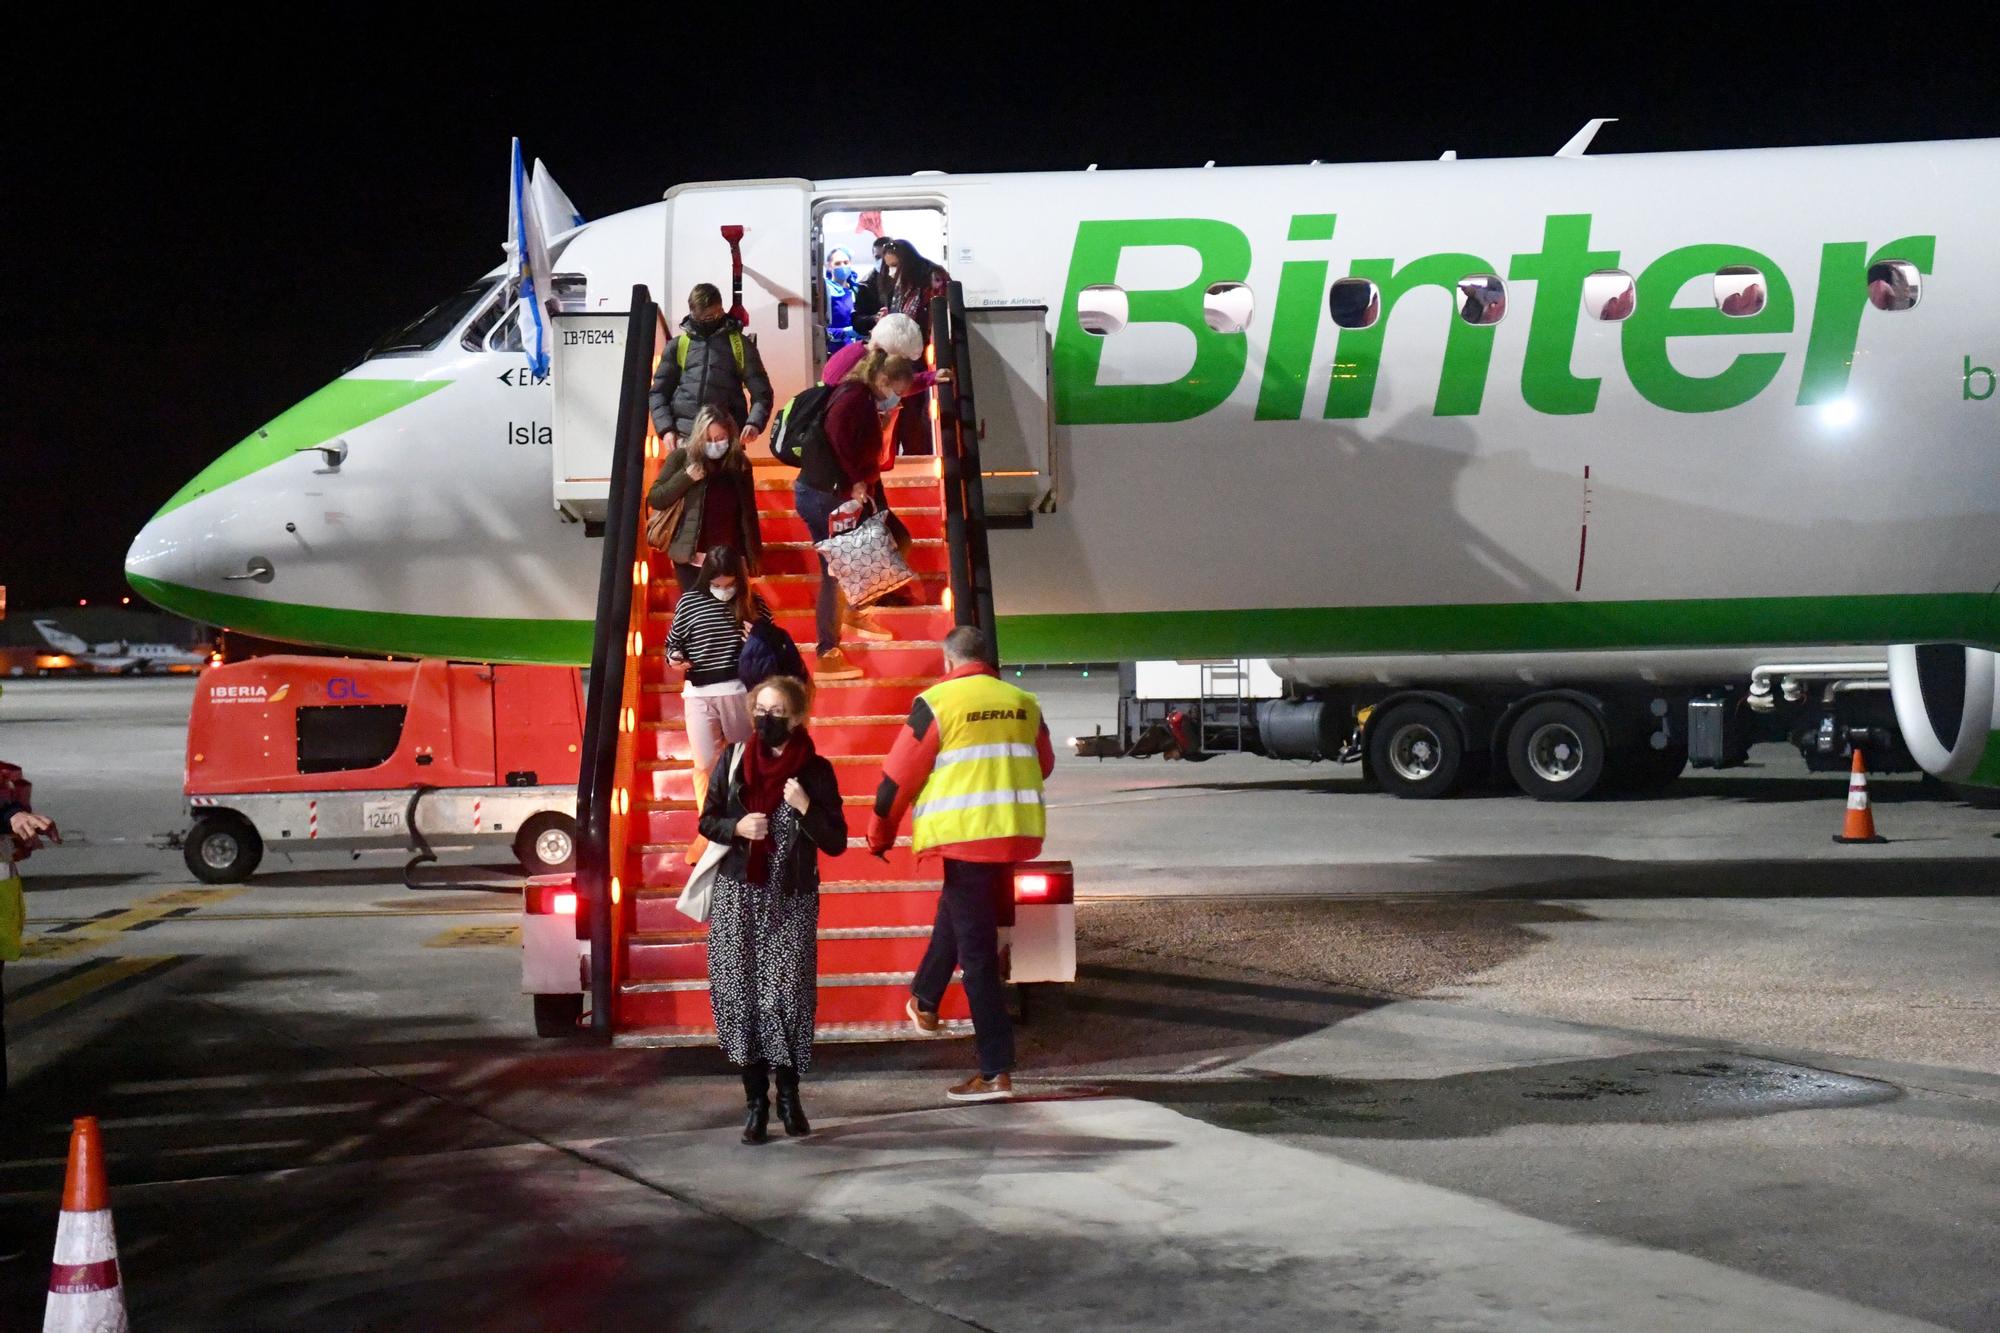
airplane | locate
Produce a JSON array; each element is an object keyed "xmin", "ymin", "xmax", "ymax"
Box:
[
  {"xmin": 124, "ymin": 132, "xmax": 2000, "ymax": 796},
  {"xmin": 31, "ymin": 620, "xmax": 212, "ymax": 675}
]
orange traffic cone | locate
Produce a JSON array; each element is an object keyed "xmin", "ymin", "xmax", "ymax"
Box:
[
  {"xmin": 1833, "ymin": 748, "xmax": 1887, "ymax": 844},
  {"xmin": 43, "ymin": 1116, "xmax": 127, "ymax": 1333}
]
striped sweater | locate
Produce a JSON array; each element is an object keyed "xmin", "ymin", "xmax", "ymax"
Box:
[{"xmin": 665, "ymin": 589, "xmax": 774, "ymax": 687}]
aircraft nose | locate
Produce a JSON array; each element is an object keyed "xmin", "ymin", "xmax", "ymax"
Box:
[{"xmin": 124, "ymin": 503, "xmax": 214, "ymax": 613}]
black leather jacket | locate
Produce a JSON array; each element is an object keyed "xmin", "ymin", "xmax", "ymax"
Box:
[{"xmin": 697, "ymin": 744, "xmax": 847, "ymax": 894}]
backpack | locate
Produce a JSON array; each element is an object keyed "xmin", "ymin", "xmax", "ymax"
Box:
[
  {"xmin": 738, "ymin": 618, "xmax": 808, "ymax": 690},
  {"xmin": 675, "ymin": 330, "xmax": 746, "ymax": 374},
  {"xmin": 767, "ymin": 383, "xmax": 837, "ymax": 468}
]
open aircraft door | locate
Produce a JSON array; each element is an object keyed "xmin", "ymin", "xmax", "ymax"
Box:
[
  {"xmin": 964, "ymin": 306, "xmax": 1054, "ymax": 518},
  {"xmin": 663, "ymin": 179, "xmax": 815, "ymax": 409}
]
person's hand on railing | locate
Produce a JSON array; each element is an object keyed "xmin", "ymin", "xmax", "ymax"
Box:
[{"xmin": 935, "ymin": 368, "xmax": 954, "ymax": 385}]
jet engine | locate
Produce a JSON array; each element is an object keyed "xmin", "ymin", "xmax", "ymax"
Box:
[{"xmin": 1887, "ymin": 644, "xmax": 2000, "ymax": 784}]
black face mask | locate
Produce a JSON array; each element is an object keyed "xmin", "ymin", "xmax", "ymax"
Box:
[
  {"xmin": 690, "ymin": 313, "xmax": 726, "ymax": 336},
  {"xmin": 755, "ymin": 714, "xmax": 792, "ymax": 748}
]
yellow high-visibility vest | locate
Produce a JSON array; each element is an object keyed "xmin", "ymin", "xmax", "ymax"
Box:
[
  {"xmin": 0, "ymin": 873, "xmax": 22, "ymax": 963},
  {"xmin": 909, "ymin": 673, "xmax": 1046, "ymax": 854}
]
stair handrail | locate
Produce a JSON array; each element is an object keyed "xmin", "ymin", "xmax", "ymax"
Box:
[
  {"xmin": 577, "ymin": 285, "xmax": 664, "ymax": 1039},
  {"xmin": 930, "ymin": 282, "xmax": 1000, "ymax": 660}
]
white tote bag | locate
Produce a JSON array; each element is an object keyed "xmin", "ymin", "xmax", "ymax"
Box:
[{"xmin": 675, "ymin": 745, "xmax": 744, "ymax": 924}]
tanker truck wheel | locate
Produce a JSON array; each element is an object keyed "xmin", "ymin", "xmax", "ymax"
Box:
[
  {"xmin": 1367, "ymin": 701, "xmax": 1466, "ymax": 799},
  {"xmin": 1507, "ymin": 700, "xmax": 1607, "ymax": 801},
  {"xmin": 183, "ymin": 813, "xmax": 264, "ymax": 883},
  {"xmin": 515, "ymin": 813, "xmax": 579, "ymax": 875}
]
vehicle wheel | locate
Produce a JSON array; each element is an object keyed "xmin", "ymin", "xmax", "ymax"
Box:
[
  {"xmin": 1507, "ymin": 700, "xmax": 1608, "ymax": 801},
  {"xmin": 183, "ymin": 814, "xmax": 263, "ymax": 883},
  {"xmin": 515, "ymin": 813, "xmax": 578, "ymax": 875},
  {"xmin": 533, "ymin": 993, "xmax": 584, "ymax": 1038},
  {"xmin": 1366, "ymin": 701, "xmax": 1466, "ymax": 799}
]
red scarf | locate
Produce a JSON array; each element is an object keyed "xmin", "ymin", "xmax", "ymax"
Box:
[{"xmin": 738, "ymin": 728, "xmax": 815, "ymax": 883}]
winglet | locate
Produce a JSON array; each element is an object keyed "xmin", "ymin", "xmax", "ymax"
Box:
[
  {"xmin": 1556, "ymin": 118, "xmax": 1618, "ymax": 158},
  {"xmin": 1439, "ymin": 149, "xmax": 1458, "ymax": 161}
]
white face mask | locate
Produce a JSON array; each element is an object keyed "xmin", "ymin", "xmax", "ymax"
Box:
[
  {"xmin": 703, "ymin": 440, "xmax": 730, "ymax": 461},
  {"xmin": 877, "ymin": 391, "xmax": 901, "ymax": 413},
  {"xmin": 709, "ymin": 583, "xmax": 736, "ymax": 602}
]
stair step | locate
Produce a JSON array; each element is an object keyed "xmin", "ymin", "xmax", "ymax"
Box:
[
  {"xmin": 652, "ymin": 574, "xmax": 949, "ymax": 613},
  {"xmin": 632, "ymin": 837, "xmax": 922, "ymax": 889},
  {"xmin": 634, "ymin": 881, "xmax": 941, "ymax": 932},
  {"xmin": 616, "ymin": 972, "xmax": 972, "ymax": 1029},
  {"xmin": 760, "ymin": 509, "xmax": 945, "ymax": 544},
  {"xmin": 612, "ymin": 1018, "xmax": 973, "ymax": 1048},
  {"xmin": 758, "ymin": 541, "xmax": 950, "ymax": 577},
  {"xmin": 625, "ymin": 928, "xmax": 936, "ymax": 982}
]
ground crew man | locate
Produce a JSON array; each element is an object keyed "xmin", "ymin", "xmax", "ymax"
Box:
[
  {"xmin": 649, "ymin": 283, "xmax": 774, "ymax": 447},
  {"xmin": 869, "ymin": 627, "xmax": 1054, "ymax": 1101}
]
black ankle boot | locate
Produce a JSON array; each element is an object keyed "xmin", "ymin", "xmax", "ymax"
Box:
[
  {"xmin": 774, "ymin": 1067, "xmax": 811, "ymax": 1137},
  {"xmin": 740, "ymin": 1062, "xmax": 770, "ymax": 1144}
]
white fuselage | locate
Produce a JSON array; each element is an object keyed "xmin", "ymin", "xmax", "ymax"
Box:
[{"xmin": 127, "ymin": 141, "xmax": 2000, "ymax": 685}]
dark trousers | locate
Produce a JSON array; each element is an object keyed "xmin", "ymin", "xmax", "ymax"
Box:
[
  {"xmin": 673, "ymin": 561, "xmax": 700, "ymax": 592},
  {"xmin": 793, "ymin": 480, "xmax": 847, "ymax": 653},
  {"xmin": 912, "ymin": 860, "xmax": 1014, "ymax": 1077}
]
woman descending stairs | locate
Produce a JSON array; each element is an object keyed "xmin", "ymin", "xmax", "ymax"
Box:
[{"xmin": 613, "ymin": 459, "xmax": 974, "ymax": 1045}]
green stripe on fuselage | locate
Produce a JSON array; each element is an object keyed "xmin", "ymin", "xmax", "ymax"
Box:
[
  {"xmin": 153, "ymin": 377, "xmax": 450, "ymax": 518},
  {"xmin": 126, "ymin": 576, "xmax": 592, "ymax": 665},
  {"xmin": 992, "ymin": 592, "xmax": 2000, "ymax": 663},
  {"xmin": 129, "ymin": 577, "xmax": 2000, "ymax": 671}
]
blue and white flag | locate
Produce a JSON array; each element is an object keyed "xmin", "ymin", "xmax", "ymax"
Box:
[{"xmin": 507, "ymin": 137, "xmax": 553, "ymax": 378}]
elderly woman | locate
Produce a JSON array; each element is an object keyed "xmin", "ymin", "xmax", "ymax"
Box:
[{"xmin": 697, "ymin": 675, "xmax": 847, "ymax": 1143}]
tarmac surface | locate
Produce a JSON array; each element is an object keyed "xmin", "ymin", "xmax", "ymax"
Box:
[{"xmin": 1, "ymin": 674, "xmax": 1996, "ymax": 1329}]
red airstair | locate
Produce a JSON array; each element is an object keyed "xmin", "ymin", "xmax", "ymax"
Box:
[{"xmin": 570, "ymin": 284, "xmax": 998, "ymax": 1045}]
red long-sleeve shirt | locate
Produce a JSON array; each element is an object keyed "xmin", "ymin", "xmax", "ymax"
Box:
[{"xmin": 822, "ymin": 382, "xmax": 883, "ymax": 490}]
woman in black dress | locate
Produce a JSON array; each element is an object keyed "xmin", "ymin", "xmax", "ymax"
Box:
[{"xmin": 697, "ymin": 674, "xmax": 847, "ymax": 1143}]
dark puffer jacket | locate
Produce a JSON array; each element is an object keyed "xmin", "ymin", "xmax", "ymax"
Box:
[{"xmin": 648, "ymin": 315, "xmax": 774, "ymax": 438}]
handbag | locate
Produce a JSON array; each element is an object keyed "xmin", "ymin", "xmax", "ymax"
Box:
[
  {"xmin": 646, "ymin": 468, "xmax": 694, "ymax": 553},
  {"xmin": 675, "ymin": 744, "xmax": 744, "ymax": 923},
  {"xmin": 815, "ymin": 509, "xmax": 918, "ymax": 609}
]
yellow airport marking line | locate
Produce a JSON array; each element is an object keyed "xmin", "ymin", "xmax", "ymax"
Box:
[
  {"xmin": 30, "ymin": 905, "xmax": 519, "ymax": 925},
  {"xmin": 19, "ymin": 887, "xmax": 244, "ymax": 961},
  {"xmin": 423, "ymin": 923, "xmax": 523, "ymax": 949},
  {"xmin": 9, "ymin": 955, "xmax": 180, "ymax": 1025}
]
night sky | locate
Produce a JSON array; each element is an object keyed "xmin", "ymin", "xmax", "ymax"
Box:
[{"xmin": 4, "ymin": 18, "xmax": 1993, "ymax": 612}]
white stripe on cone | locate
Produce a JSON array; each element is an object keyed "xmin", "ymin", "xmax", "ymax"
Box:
[{"xmin": 45, "ymin": 1207, "xmax": 127, "ymax": 1333}]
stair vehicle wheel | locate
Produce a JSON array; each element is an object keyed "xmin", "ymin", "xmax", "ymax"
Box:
[
  {"xmin": 1366, "ymin": 701, "xmax": 1466, "ymax": 799},
  {"xmin": 533, "ymin": 993, "xmax": 584, "ymax": 1038},
  {"xmin": 183, "ymin": 813, "xmax": 264, "ymax": 884},
  {"xmin": 515, "ymin": 813, "xmax": 578, "ymax": 875},
  {"xmin": 1507, "ymin": 700, "xmax": 1608, "ymax": 801}
]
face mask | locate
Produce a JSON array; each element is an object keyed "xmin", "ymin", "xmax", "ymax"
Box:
[
  {"xmin": 755, "ymin": 713, "xmax": 792, "ymax": 748},
  {"xmin": 831, "ymin": 265, "xmax": 854, "ymax": 284},
  {"xmin": 709, "ymin": 584, "xmax": 736, "ymax": 602},
  {"xmin": 877, "ymin": 391, "xmax": 901, "ymax": 413},
  {"xmin": 703, "ymin": 440, "xmax": 729, "ymax": 461}
]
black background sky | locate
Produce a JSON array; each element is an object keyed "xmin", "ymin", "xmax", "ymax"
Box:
[{"xmin": 3, "ymin": 15, "xmax": 1994, "ymax": 612}]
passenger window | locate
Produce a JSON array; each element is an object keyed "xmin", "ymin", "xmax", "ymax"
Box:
[
  {"xmin": 1329, "ymin": 278, "xmax": 1381, "ymax": 329},
  {"xmin": 1202, "ymin": 282, "xmax": 1255, "ymax": 334},
  {"xmin": 1867, "ymin": 260, "xmax": 1920, "ymax": 312},
  {"xmin": 296, "ymin": 705, "xmax": 407, "ymax": 775},
  {"xmin": 1582, "ymin": 269, "xmax": 1637, "ymax": 321},
  {"xmin": 1714, "ymin": 266, "xmax": 1768, "ymax": 318},
  {"xmin": 1457, "ymin": 274, "xmax": 1507, "ymax": 325},
  {"xmin": 1076, "ymin": 284, "xmax": 1128, "ymax": 336}
]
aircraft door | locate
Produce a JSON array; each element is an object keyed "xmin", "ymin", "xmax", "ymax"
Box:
[
  {"xmin": 966, "ymin": 306, "xmax": 1054, "ymax": 517},
  {"xmin": 664, "ymin": 180, "xmax": 815, "ymax": 411}
]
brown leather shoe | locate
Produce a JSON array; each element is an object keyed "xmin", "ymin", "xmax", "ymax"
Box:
[
  {"xmin": 813, "ymin": 646, "xmax": 863, "ymax": 681},
  {"xmin": 843, "ymin": 610, "xmax": 893, "ymax": 642},
  {"xmin": 905, "ymin": 996, "xmax": 941, "ymax": 1035},
  {"xmin": 946, "ymin": 1072, "xmax": 1013, "ymax": 1102}
]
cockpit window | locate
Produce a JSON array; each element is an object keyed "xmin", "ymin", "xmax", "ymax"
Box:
[{"xmin": 366, "ymin": 281, "xmax": 494, "ymax": 358}]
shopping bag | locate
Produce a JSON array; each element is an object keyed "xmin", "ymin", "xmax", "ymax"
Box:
[{"xmin": 814, "ymin": 510, "xmax": 917, "ymax": 609}]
